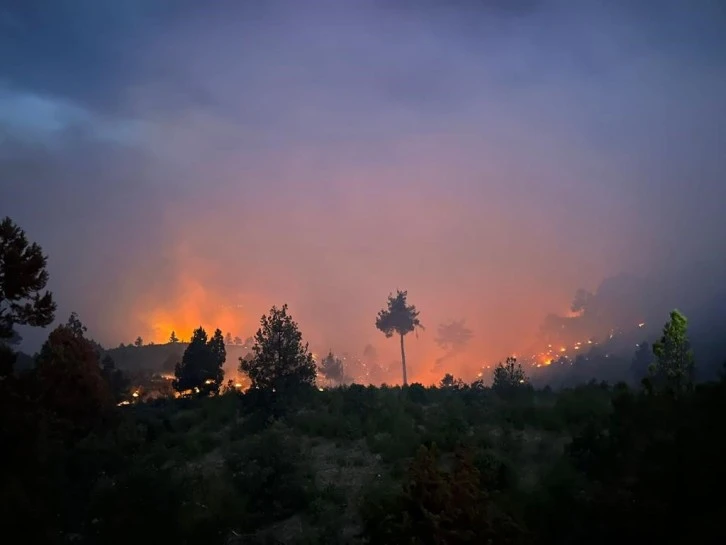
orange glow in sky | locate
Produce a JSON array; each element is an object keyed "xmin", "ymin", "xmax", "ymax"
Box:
[
  {"xmin": 5, "ymin": 0, "xmax": 726, "ymax": 392},
  {"xmin": 140, "ymin": 273, "xmax": 252, "ymax": 343}
]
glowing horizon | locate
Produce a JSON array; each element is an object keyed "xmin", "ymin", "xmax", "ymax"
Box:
[{"xmin": 3, "ymin": 1, "xmax": 724, "ymax": 383}]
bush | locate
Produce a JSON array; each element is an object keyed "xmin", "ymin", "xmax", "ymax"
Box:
[
  {"xmin": 226, "ymin": 423, "xmax": 315, "ymax": 529},
  {"xmin": 360, "ymin": 444, "xmax": 525, "ymax": 544},
  {"xmin": 87, "ymin": 465, "xmax": 194, "ymax": 545}
]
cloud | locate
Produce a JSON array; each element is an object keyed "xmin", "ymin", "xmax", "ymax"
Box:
[{"xmin": 0, "ymin": 86, "xmax": 145, "ymax": 147}]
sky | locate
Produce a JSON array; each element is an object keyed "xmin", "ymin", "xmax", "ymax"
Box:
[{"xmin": 2, "ymin": 0, "xmax": 725, "ymax": 384}]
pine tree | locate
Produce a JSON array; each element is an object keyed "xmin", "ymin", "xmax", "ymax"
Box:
[
  {"xmin": 240, "ymin": 304, "xmax": 316, "ymax": 392},
  {"xmin": 67, "ymin": 311, "xmax": 88, "ymax": 337},
  {"xmin": 0, "ymin": 217, "xmax": 56, "ymax": 375},
  {"xmin": 209, "ymin": 329, "xmax": 227, "ymax": 372},
  {"xmin": 169, "ymin": 330, "xmax": 179, "ymax": 343},
  {"xmin": 492, "ymin": 356, "xmax": 528, "ymax": 397},
  {"xmin": 375, "ymin": 290, "xmax": 423, "ymax": 386},
  {"xmin": 173, "ymin": 327, "xmax": 225, "ymax": 395},
  {"xmin": 440, "ymin": 373, "xmax": 465, "ymax": 389},
  {"xmin": 35, "ymin": 324, "xmax": 114, "ymax": 434}
]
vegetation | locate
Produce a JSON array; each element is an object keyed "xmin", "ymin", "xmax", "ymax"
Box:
[
  {"xmin": 0, "ymin": 216, "xmax": 56, "ymax": 375},
  {"xmin": 375, "ymin": 290, "xmax": 423, "ymax": 386},
  {"xmin": 492, "ymin": 356, "xmax": 529, "ymax": 397},
  {"xmin": 240, "ymin": 304, "xmax": 316, "ymax": 393},
  {"xmin": 439, "ymin": 372, "xmax": 466, "ymax": 389},
  {"xmin": 2, "ymin": 217, "xmax": 726, "ymax": 544},
  {"xmin": 649, "ymin": 309, "xmax": 695, "ymax": 394},
  {"xmin": 173, "ymin": 326, "xmax": 226, "ymax": 396}
]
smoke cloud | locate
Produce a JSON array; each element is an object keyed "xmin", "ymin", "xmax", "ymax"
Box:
[{"xmin": 2, "ymin": 0, "xmax": 725, "ymax": 384}]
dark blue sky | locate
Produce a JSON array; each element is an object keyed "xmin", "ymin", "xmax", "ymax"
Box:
[{"xmin": 1, "ymin": 0, "xmax": 725, "ymax": 379}]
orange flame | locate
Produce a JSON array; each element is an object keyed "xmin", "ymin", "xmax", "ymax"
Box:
[{"xmin": 139, "ymin": 274, "xmax": 253, "ymax": 343}]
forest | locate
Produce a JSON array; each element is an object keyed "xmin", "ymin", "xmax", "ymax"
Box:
[{"xmin": 2, "ymin": 215, "xmax": 725, "ymax": 545}]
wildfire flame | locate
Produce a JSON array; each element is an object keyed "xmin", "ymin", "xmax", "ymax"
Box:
[{"xmin": 139, "ymin": 273, "xmax": 256, "ymax": 344}]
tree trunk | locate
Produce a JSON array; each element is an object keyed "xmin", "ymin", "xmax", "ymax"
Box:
[{"xmin": 400, "ymin": 333, "xmax": 408, "ymax": 386}]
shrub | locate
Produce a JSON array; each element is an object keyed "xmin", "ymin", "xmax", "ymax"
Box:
[{"xmin": 226, "ymin": 423, "xmax": 315, "ymax": 528}]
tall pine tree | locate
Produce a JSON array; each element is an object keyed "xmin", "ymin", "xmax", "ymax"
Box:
[{"xmin": 375, "ymin": 290, "xmax": 422, "ymax": 386}]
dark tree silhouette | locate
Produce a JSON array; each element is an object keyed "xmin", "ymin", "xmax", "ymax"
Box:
[
  {"xmin": 435, "ymin": 319, "xmax": 473, "ymax": 368},
  {"xmin": 101, "ymin": 353, "xmax": 130, "ymax": 404},
  {"xmin": 209, "ymin": 328, "xmax": 227, "ymax": 372},
  {"xmin": 492, "ymin": 356, "xmax": 528, "ymax": 396},
  {"xmin": 375, "ymin": 290, "xmax": 422, "ymax": 386},
  {"xmin": 0, "ymin": 217, "xmax": 56, "ymax": 375},
  {"xmin": 35, "ymin": 324, "xmax": 114, "ymax": 434},
  {"xmin": 439, "ymin": 373, "xmax": 465, "ymax": 389},
  {"xmin": 320, "ymin": 351, "xmax": 346, "ymax": 384},
  {"xmin": 134, "ymin": 336, "xmax": 143, "ymax": 347},
  {"xmin": 240, "ymin": 304, "xmax": 316, "ymax": 391},
  {"xmin": 67, "ymin": 311, "xmax": 87, "ymax": 338},
  {"xmin": 65, "ymin": 312, "xmax": 105, "ymax": 360},
  {"xmin": 51, "ymin": 312, "xmax": 129, "ymax": 404},
  {"xmin": 169, "ymin": 330, "xmax": 179, "ymax": 343},
  {"xmin": 172, "ymin": 326, "xmax": 224, "ymax": 395}
]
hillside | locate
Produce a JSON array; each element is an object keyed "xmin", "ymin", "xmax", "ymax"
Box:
[
  {"xmin": 6, "ymin": 381, "xmax": 725, "ymax": 544},
  {"xmin": 107, "ymin": 342, "xmax": 253, "ymax": 376}
]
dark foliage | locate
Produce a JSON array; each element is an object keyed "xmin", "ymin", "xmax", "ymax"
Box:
[
  {"xmin": 226, "ymin": 423, "xmax": 315, "ymax": 529},
  {"xmin": 440, "ymin": 372, "xmax": 466, "ymax": 389},
  {"xmin": 1, "ymin": 223, "xmax": 725, "ymax": 544},
  {"xmin": 101, "ymin": 353, "xmax": 130, "ymax": 404},
  {"xmin": 361, "ymin": 444, "xmax": 525, "ymax": 544},
  {"xmin": 492, "ymin": 357, "xmax": 529, "ymax": 397},
  {"xmin": 375, "ymin": 290, "xmax": 423, "ymax": 386},
  {"xmin": 173, "ymin": 326, "xmax": 225, "ymax": 395},
  {"xmin": 240, "ymin": 304, "xmax": 316, "ymax": 393},
  {"xmin": 35, "ymin": 324, "xmax": 115, "ymax": 435},
  {"xmin": 0, "ymin": 217, "xmax": 56, "ymax": 375}
]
